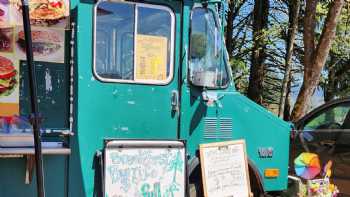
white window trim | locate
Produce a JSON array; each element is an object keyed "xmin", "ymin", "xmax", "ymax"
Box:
[{"xmin": 93, "ymin": 1, "xmax": 175, "ymax": 85}]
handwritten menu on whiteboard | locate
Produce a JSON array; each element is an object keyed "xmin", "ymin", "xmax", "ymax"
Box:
[
  {"xmin": 104, "ymin": 140, "xmax": 186, "ymax": 197},
  {"xmin": 200, "ymin": 140, "xmax": 251, "ymax": 197}
]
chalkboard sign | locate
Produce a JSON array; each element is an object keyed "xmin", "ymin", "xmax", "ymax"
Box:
[
  {"xmin": 199, "ymin": 140, "xmax": 251, "ymax": 197},
  {"xmin": 104, "ymin": 140, "xmax": 186, "ymax": 197},
  {"xmin": 20, "ymin": 61, "xmax": 69, "ymax": 130}
]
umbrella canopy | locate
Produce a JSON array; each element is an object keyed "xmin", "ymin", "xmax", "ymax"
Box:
[{"xmin": 294, "ymin": 152, "xmax": 321, "ymax": 180}]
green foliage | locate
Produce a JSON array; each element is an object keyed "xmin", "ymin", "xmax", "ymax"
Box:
[
  {"xmin": 229, "ymin": 58, "xmax": 249, "ymax": 93},
  {"xmin": 224, "ymin": 0, "xmax": 349, "ymax": 114},
  {"xmin": 321, "ymin": 3, "xmax": 350, "ymax": 100}
]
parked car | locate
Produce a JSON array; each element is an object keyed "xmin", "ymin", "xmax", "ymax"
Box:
[{"xmin": 292, "ymin": 97, "xmax": 350, "ymax": 196}]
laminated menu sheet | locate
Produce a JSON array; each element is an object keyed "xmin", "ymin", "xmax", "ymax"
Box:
[
  {"xmin": 135, "ymin": 34, "xmax": 168, "ymax": 81},
  {"xmin": 200, "ymin": 140, "xmax": 251, "ymax": 197}
]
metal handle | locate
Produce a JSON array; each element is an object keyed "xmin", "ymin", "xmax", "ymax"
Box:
[{"xmin": 171, "ymin": 90, "xmax": 179, "ymax": 112}]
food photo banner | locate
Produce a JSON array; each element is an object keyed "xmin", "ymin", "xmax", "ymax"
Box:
[
  {"xmin": 1, "ymin": 0, "xmax": 69, "ymax": 28},
  {"xmin": 0, "ymin": 0, "xmax": 69, "ymax": 116}
]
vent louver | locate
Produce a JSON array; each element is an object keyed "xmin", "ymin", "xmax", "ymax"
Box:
[{"xmin": 204, "ymin": 117, "xmax": 232, "ymax": 139}]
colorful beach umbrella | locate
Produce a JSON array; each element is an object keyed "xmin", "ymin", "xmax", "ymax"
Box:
[{"xmin": 294, "ymin": 152, "xmax": 321, "ymax": 180}]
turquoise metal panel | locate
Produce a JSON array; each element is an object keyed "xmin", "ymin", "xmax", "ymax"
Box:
[
  {"xmin": 0, "ymin": 156, "xmax": 66, "ymax": 197},
  {"xmin": 75, "ymin": 0, "xmax": 182, "ymax": 195},
  {"xmin": 180, "ymin": 87, "xmax": 291, "ymax": 191},
  {"xmin": 225, "ymin": 93, "xmax": 291, "ymax": 191}
]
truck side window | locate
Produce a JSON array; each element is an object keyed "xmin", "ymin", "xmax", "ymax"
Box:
[
  {"xmin": 94, "ymin": 2, "xmax": 174, "ymax": 84},
  {"xmin": 304, "ymin": 104, "xmax": 350, "ymax": 131},
  {"xmin": 189, "ymin": 7, "xmax": 229, "ymax": 88}
]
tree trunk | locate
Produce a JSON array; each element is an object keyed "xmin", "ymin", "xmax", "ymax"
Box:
[
  {"xmin": 283, "ymin": 79, "xmax": 292, "ymax": 121},
  {"xmin": 284, "ymin": 96, "xmax": 292, "ymax": 121},
  {"xmin": 324, "ymin": 54, "xmax": 337, "ymax": 102},
  {"xmin": 247, "ymin": 0, "xmax": 269, "ymax": 105},
  {"xmin": 225, "ymin": 0, "xmax": 247, "ymax": 59},
  {"xmin": 291, "ymin": 0, "xmax": 345, "ymax": 122},
  {"xmin": 226, "ymin": 1, "xmax": 235, "ymax": 58},
  {"xmin": 278, "ymin": 0, "xmax": 300, "ymax": 118}
]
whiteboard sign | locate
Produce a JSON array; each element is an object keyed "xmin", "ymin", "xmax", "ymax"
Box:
[
  {"xmin": 104, "ymin": 140, "xmax": 186, "ymax": 197},
  {"xmin": 200, "ymin": 140, "xmax": 251, "ymax": 197}
]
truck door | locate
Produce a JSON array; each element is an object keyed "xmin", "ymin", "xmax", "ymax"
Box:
[
  {"xmin": 179, "ymin": 4, "xmax": 232, "ymax": 155},
  {"xmin": 73, "ymin": 2, "xmax": 182, "ymax": 195},
  {"xmin": 85, "ymin": 1, "xmax": 181, "ymax": 139}
]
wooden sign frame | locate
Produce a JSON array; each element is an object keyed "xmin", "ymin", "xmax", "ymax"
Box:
[{"xmin": 199, "ymin": 140, "xmax": 251, "ymax": 197}]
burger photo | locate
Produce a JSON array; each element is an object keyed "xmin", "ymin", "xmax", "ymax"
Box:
[
  {"xmin": 0, "ymin": 56, "xmax": 17, "ymax": 97},
  {"xmin": 17, "ymin": 30, "xmax": 62, "ymax": 56}
]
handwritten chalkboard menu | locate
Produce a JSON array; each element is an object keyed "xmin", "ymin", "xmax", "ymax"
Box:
[
  {"xmin": 199, "ymin": 140, "xmax": 251, "ymax": 197},
  {"xmin": 104, "ymin": 140, "xmax": 186, "ymax": 197}
]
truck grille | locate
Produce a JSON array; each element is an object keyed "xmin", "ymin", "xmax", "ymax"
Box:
[{"xmin": 204, "ymin": 117, "xmax": 232, "ymax": 139}]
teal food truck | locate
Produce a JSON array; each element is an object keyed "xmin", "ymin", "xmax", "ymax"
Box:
[{"xmin": 0, "ymin": 0, "xmax": 291, "ymax": 196}]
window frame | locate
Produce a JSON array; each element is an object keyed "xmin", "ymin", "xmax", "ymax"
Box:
[
  {"xmin": 93, "ymin": 0, "xmax": 176, "ymax": 85},
  {"xmin": 188, "ymin": 6, "xmax": 230, "ymax": 90},
  {"xmin": 295, "ymin": 99, "xmax": 350, "ymax": 132},
  {"xmin": 303, "ymin": 103, "xmax": 350, "ymax": 131}
]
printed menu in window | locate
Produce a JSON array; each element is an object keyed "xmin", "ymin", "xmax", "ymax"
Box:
[{"xmin": 135, "ymin": 34, "xmax": 167, "ymax": 81}]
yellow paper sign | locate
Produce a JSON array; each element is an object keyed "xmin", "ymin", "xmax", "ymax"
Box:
[{"xmin": 135, "ymin": 34, "xmax": 167, "ymax": 81}]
